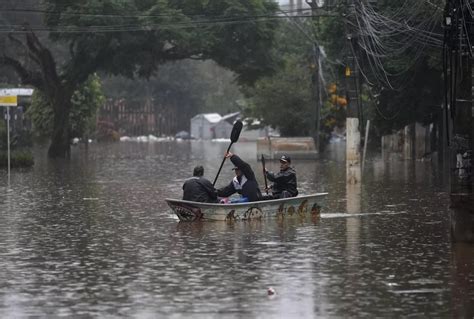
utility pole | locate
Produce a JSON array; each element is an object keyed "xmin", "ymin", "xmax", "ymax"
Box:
[
  {"xmin": 344, "ymin": 1, "xmax": 361, "ymax": 184},
  {"xmin": 444, "ymin": 0, "xmax": 474, "ymax": 242},
  {"xmin": 305, "ymin": 0, "xmax": 362, "ymax": 179},
  {"xmin": 310, "ymin": 43, "xmax": 321, "ymax": 151},
  {"xmin": 306, "ymin": 0, "xmax": 322, "ymax": 151}
]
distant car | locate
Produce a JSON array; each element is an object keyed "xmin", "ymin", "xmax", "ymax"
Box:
[{"xmin": 175, "ymin": 131, "xmax": 192, "ymax": 140}]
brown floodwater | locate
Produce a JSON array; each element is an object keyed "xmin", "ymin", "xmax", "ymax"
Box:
[{"xmin": 0, "ymin": 141, "xmax": 472, "ymax": 318}]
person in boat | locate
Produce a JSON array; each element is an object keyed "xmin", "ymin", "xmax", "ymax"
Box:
[
  {"xmin": 264, "ymin": 155, "xmax": 298, "ymax": 199},
  {"xmin": 217, "ymin": 152, "xmax": 262, "ymax": 202},
  {"xmin": 182, "ymin": 165, "xmax": 218, "ymax": 203}
]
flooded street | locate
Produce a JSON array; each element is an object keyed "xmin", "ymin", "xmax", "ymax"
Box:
[{"xmin": 0, "ymin": 141, "xmax": 472, "ymax": 318}]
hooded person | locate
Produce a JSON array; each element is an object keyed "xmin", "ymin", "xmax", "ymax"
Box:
[
  {"xmin": 264, "ymin": 155, "xmax": 298, "ymax": 199},
  {"xmin": 182, "ymin": 165, "xmax": 218, "ymax": 203},
  {"xmin": 217, "ymin": 152, "xmax": 262, "ymax": 202}
]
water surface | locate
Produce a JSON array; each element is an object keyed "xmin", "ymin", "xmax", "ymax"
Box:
[{"xmin": 0, "ymin": 141, "xmax": 472, "ymax": 318}]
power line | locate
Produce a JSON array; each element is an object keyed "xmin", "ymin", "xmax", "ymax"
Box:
[
  {"xmin": 350, "ymin": 0, "xmax": 443, "ymax": 89},
  {"xmin": 0, "ymin": 7, "xmax": 333, "ymax": 34}
]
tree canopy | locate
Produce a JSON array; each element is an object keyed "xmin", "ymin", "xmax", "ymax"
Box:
[
  {"xmin": 0, "ymin": 0, "xmax": 280, "ymax": 157},
  {"xmin": 244, "ymin": 19, "xmax": 346, "ymax": 143},
  {"xmin": 101, "ymin": 59, "xmax": 243, "ymax": 132},
  {"xmin": 316, "ymin": 0, "xmax": 445, "ymax": 136},
  {"xmin": 27, "ymin": 74, "xmax": 105, "ymax": 140}
]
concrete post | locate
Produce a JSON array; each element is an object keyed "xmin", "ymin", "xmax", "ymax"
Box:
[
  {"xmin": 346, "ymin": 117, "xmax": 361, "ymax": 184},
  {"xmin": 311, "ymin": 44, "xmax": 321, "ymax": 151},
  {"xmin": 346, "ymin": 182, "xmax": 361, "ymax": 266},
  {"xmin": 306, "ymin": 1, "xmax": 323, "ymax": 151},
  {"xmin": 344, "ymin": 1, "xmax": 362, "ymax": 184},
  {"xmin": 450, "ymin": 56, "xmax": 473, "ymax": 242},
  {"xmin": 403, "ymin": 124, "xmax": 414, "ymax": 160}
]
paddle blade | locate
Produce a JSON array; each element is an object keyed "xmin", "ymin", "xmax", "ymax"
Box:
[{"xmin": 230, "ymin": 120, "xmax": 243, "ymax": 143}]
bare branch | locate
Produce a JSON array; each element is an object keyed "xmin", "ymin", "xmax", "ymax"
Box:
[
  {"xmin": 24, "ymin": 28, "xmax": 61, "ymax": 87},
  {"xmin": 0, "ymin": 55, "xmax": 44, "ymax": 89},
  {"xmin": 7, "ymin": 34, "xmax": 42, "ymax": 66}
]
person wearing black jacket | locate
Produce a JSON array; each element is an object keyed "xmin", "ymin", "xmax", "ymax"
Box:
[
  {"xmin": 265, "ymin": 155, "xmax": 298, "ymax": 199},
  {"xmin": 217, "ymin": 152, "xmax": 262, "ymax": 202},
  {"xmin": 182, "ymin": 166, "xmax": 218, "ymax": 203}
]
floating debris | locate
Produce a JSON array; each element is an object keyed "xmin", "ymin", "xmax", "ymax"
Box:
[{"xmin": 267, "ymin": 287, "xmax": 276, "ymax": 296}]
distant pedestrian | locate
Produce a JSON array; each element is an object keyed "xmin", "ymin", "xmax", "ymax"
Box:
[
  {"xmin": 265, "ymin": 155, "xmax": 298, "ymax": 198},
  {"xmin": 182, "ymin": 166, "xmax": 218, "ymax": 203}
]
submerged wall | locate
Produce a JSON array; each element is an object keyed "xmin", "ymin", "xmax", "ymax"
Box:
[
  {"xmin": 382, "ymin": 123, "xmax": 433, "ymax": 161},
  {"xmin": 257, "ymin": 137, "xmax": 318, "ymax": 160}
]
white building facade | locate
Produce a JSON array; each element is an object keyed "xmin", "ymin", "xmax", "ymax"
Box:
[{"xmin": 190, "ymin": 113, "xmax": 222, "ymax": 139}]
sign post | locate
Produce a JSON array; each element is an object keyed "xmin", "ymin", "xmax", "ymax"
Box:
[
  {"xmin": 7, "ymin": 105, "xmax": 10, "ymax": 184},
  {"xmin": 0, "ymin": 94, "xmax": 18, "ymax": 186}
]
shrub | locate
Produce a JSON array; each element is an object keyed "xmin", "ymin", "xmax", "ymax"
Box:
[
  {"xmin": 96, "ymin": 121, "xmax": 120, "ymax": 142},
  {"xmin": 0, "ymin": 150, "xmax": 34, "ymax": 168}
]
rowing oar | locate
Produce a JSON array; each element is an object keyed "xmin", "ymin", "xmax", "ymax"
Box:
[
  {"xmin": 212, "ymin": 120, "xmax": 243, "ymax": 186},
  {"xmin": 261, "ymin": 154, "xmax": 269, "ymax": 194}
]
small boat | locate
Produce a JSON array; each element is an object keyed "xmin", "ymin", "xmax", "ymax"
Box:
[{"xmin": 165, "ymin": 193, "xmax": 328, "ymax": 222}]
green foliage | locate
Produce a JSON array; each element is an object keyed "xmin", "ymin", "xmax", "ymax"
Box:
[
  {"xmin": 43, "ymin": 0, "xmax": 280, "ymax": 85},
  {"xmin": 0, "ymin": 150, "xmax": 34, "ymax": 168},
  {"xmin": 315, "ymin": 2, "xmax": 444, "ymax": 137},
  {"xmin": 373, "ymin": 59, "xmax": 443, "ymax": 135},
  {"xmin": 245, "ymin": 57, "xmax": 313, "ymax": 136},
  {"xmin": 0, "ymin": 121, "xmax": 6, "ymax": 151},
  {"xmin": 27, "ymin": 74, "xmax": 104, "ymax": 139},
  {"xmin": 96, "ymin": 121, "xmax": 120, "ymax": 142},
  {"xmin": 27, "ymin": 91, "xmax": 54, "ymax": 138},
  {"xmin": 1, "ymin": 0, "xmax": 280, "ymax": 157},
  {"xmin": 244, "ymin": 20, "xmax": 346, "ymax": 139},
  {"xmin": 70, "ymin": 74, "xmax": 105, "ymax": 138},
  {"xmin": 318, "ymin": 14, "xmax": 346, "ymax": 62},
  {"xmin": 102, "ymin": 59, "xmax": 243, "ymax": 121},
  {"xmin": 0, "ymin": 119, "xmax": 34, "ymax": 167},
  {"xmin": 0, "ymin": 121, "xmax": 33, "ymax": 151}
]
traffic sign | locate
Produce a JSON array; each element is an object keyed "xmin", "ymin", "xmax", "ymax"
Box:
[{"xmin": 0, "ymin": 95, "xmax": 18, "ymax": 106}]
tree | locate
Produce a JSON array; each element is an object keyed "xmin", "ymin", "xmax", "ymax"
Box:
[
  {"xmin": 0, "ymin": 0, "xmax": 279, "ymax": 157},
  {"xmin": 246, "ymin": 57, "xmax": 314, "ymax": 136},
  {"xmin": 101, "ymin": 60, "xmax": 243, "ymax": 133},
  {"xmin": 316, "ymin": 1, "xmax": 444, "ymax": 138},
  {"xmin": 27, "ymin": 74, "xmax": 104, "ymax": 140},
  {"xmin": 244, "ymin": 20, "xmax": 346, "ymax": 141}
]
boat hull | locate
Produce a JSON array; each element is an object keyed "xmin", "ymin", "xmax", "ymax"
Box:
[{"xmin": 165, "ymin": 193, "xmax": 328, "ymax": 221}]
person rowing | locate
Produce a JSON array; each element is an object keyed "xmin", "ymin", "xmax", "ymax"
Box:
[
  {"xmin": 217, "ymin": 152, "xmax": 262, "ymax": 202},
  {"xmin": 264, "ymin": 155, "xmax": 298, "ymax": 199}
]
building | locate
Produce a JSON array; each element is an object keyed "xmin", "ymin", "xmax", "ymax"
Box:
[
  {"xmin": 213, "ymin": 112, "xmax": 240, "ymax": 139},
  {"xmin": 190, "ymin": 112, "xmax": 277, "ymax": 140},
  {"xmin": 190, "ymin": 113, "xmax": 222, "ymax": 139}
]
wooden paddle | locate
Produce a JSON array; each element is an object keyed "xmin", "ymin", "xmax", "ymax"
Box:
[
  {"xmin": 261, "ymin": 154, "xmax": 269, "ymax": 194},
  {"xmin": 212, "ymin": 120, "xmax": 243, "ymax": 186}
]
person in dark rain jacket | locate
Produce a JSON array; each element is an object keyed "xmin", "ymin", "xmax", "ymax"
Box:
[
  {"xmin": 265, "ymin": 155, "xmax": 298, "ymax": 199},
  {"xmin": 182, "ymin": 166, "xmax": 218, "ymax": 203},
  {"xmin": 217, "ymin": 152, "xmax": 261, "ymax": 202}
]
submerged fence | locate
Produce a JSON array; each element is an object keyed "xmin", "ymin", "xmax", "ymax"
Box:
[{"xmin": 98, "ymin": 98, "xmax": 183, "ymax": 137}]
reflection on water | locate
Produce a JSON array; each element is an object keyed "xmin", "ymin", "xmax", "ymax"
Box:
[{"xmin": 0, "ymin": 141, "xmax": 472, "ymax": 318}]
